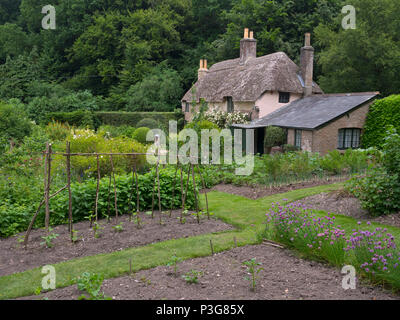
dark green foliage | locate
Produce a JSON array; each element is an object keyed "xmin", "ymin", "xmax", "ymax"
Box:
[
  {"xmin": 28, "ymin": 90, "xmax": 101, "ymax": 123},
  {"xmin": 132, "ymin": 127, "xmax": 151, "ymax": 144},
  {"xmin": 346, "ymin": 129, "xmax": 400, "ymax": 216},
  {"xmin": 126, "ymin": 63, "xmax": 183, "ymax": 112},
  {"xmin": 0, "ymin": 100, "xmax": 32, "ymax": 143},
  {"xmin": 0, "ymin": 168, "xmax": 199, "ymax": 238},
  {"xmin": 362, "ymin": 95, "xmax": 400, "ymax": 149},
  {"xmin": 41, "ymin": 110, "xmax": 99, "ymax": 129},
  {"xmin": 47, "ymin": 169, "xmax": 199, "ymax": 226},
  {"xmin": 136, "ymin": 118, "xmax": 160, "ymax": 129},
  {"xmin": 95, "ymin": 111, "xmax": 178, "ymax": 128},
  {"xmin": 315, "ymin": 0, "xmax": 400, "ymax": 96},
  {"xmin": 264, "ymin": 126, "xmax": 287, "ymax": 154}
]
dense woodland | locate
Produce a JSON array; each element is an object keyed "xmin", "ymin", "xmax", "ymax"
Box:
[{"xmin": 0, "ymin": 0, "xmax": 399, "ymax": 116}]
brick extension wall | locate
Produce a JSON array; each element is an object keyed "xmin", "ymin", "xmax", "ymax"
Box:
[{"xmin": 285, "ymin": 101, "xmax": 373, "ymax": 155}]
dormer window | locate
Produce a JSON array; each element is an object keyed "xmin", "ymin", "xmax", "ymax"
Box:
[
  {"xmin": 227, "ymin": 97, "xmax": 234, "ymax": 113},
  {"xmin": 279, "ymin": 92, "xmax": 290, "ymax": 103}
]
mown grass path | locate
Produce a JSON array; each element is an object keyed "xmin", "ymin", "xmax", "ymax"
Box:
[{"xmin": 1, "ymin": 182, "xmax": 383, "ymax": 300}]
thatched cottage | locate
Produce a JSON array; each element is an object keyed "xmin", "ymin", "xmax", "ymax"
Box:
[{"xmin": 181, "ymin": 29, "xmax": 379, "ymax": 155}]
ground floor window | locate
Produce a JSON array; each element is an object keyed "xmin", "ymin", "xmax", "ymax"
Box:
[
  {"xmin": 295, "ymin": 129, "xmax": 302, "ymax": 149},
  {"xmin": 338, "ymin": 128, "xmax": 361, "ymax": 149},
  {"xmin": 227, "ymin": 97, "xmax": 234, "ymax": 113}
]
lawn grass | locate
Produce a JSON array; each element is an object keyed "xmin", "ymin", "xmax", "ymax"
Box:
[{"xmin": 2, "ymin": 182, "xmax": 399, "ymax": 299}]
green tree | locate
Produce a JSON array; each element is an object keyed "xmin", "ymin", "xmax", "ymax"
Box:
[
  {"xmin": 126, "ymin": 63, "xmax": 183, "ymax": 112},
  {"xmin": 315, "ymin": 0, "xmax": 400, "ymax": 96}
]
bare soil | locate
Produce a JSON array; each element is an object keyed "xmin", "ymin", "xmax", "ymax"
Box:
[
  {"xmin": 205, "ymin": 176, "xmax": 348, "ymax": 200},
  {"xmin": 22, "ymin": 245, "xmax": 398, "ymax": 300},
  {"xmin": 0, "ymin": 211, "xmax": 233, "ymax": 277},
  {"xmin": 299, "ymin": 191, "xmax": 400, "ymax": 228}
]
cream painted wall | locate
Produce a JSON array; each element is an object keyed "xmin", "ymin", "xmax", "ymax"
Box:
[
  {"xmin": 255, "ymin": 91, "xmax": 302, "ymax": 118},
  {"xmin": 182, "ymin": 91, "xmax": 302, "ymax": 122}
]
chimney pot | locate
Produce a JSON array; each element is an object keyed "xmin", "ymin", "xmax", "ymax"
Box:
[
  {"xmin": 305, "ymin": 33, "xmax": 311, "ymax": 46},
  {"xmin": 244, "ymin": 28, "xmax": 249, "ymax": 39},
  {"xmin": 250, "ymin": 31, "xmax": 254, "ymax": 39}
]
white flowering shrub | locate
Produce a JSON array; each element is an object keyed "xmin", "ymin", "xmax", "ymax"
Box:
[{"xmin": 204, "ymin": 109, "xmax": 249, "ymax": 128}]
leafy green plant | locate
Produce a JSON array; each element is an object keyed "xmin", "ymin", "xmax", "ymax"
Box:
[
  {"xmin": 93, "ymin": 222, "xmax": 104, "ymax": 239},
  {"xmin": 182, "ymin": 270, "xmax": 203, "ymax": 284},
  {"xmin": 40, "ymin": 229, "xmax": 59, "ymax": 248},
  {"xmin": 34, "ymin": 287, "xmax": 42, "ymax": 296},
  {"xmin": 167, "ymin": 252, "xmax": 183, "ymax": 276},
  {"xmin": 76, "ymin": 272, "xmax": 111, "ymax": 300},
  {"xmin": 243, "ymin": 258, "xmax": 263, "ymax": 292},
  {"xmin": 112, "ymin": 222, "xmax": 124, "ymax": 233}
]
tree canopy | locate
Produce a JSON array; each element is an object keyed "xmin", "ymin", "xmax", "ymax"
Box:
[{"xmin": 0, "ymin": 0, "xmax": 398, "ymax": 114}]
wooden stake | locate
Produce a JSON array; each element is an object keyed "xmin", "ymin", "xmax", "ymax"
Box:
[
  {"xmin": 169, "ymin": 156, "xmax": 179, "ymax": 218},
  {"xmin": 196, "ymin": 164, "xmax": 209, "ymax": 220},
  {"xmin": 191, "ymin": 164, "xmax": 200, "ymax": 224},
  {"xmin": 155, "ymin": 146, "xmax": 162, "ymax": 225},
  {"xmin": 24, "ymin": 186, "xmax": 67, "ymax": 246},
  {"xmin": 45, "ymin": 143, "xmax": 52, "ymax": 230},
  {"xmin": 95, "ymin": 154, "xmax": 100, "ymax": 223},
  {"xmin": 210, "ymin": 239, "xmax": 214, "ymax": 255},
  {"xmin": 66, "ymin": 142, "xmax": 73, "ymax": 239},
  {"xmin": 110, "ymin": 155, "xmax": 118, "ymax": 222}
]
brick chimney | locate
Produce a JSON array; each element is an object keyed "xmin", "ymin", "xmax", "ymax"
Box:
[
  {"xmin": 300, "ymin": 33, "xmax": 314, "ymax": 97},
  {"xmin": 240, "ymin": 28, "xmax": 257, "ymax": 65},
  {"xmin": 198, "ymin": 59, "xmax": 208, "ymax": 81}
]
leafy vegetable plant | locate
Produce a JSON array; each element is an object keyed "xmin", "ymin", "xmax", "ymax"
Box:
[{"xmin": 243, "ymin": 258, "xmax": 263, "ymax": 292}]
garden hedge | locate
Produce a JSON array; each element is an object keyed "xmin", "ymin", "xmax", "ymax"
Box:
[
  {"xmin": 362, "ymin": 95, "xmax": 400, "ymax": 148},
  {"xmin": 42, "ymin": 110, "xmax": 185, "ymax": 131}
]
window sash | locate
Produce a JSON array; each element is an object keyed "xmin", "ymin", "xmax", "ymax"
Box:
[
  {"xmin": 279, "ymin": 92, "xmax": 290, "ymax": 103},
  {"xmin": 227, "ymin": 97, "xmax": 234, "ymax": 113},
  {"xmin": 295, "ymin": 130, "xmax": 302, "ymax": 149},
  {"xmin": 338, "ymin": 129, "xmax": 361, "ymax": 150},
  {"xmin": 185, "ymin": 102, "xmax": 190, "ymax": 112}
]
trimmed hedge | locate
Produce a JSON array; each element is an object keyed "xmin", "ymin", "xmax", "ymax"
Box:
[
  {"xmin": 41, "ymin": 110, "xmax": 100, "ymax": 129},
  {"xmin": 362, "ymin": 95, "xmax": 400, "ymax": 148},
  {"xmin": 42, "ymin": 110, "xmax": 185, "ymax": 131},
  {"xmin": 96, "ymin": 111, "xmax": 182, "ymax": 129}
]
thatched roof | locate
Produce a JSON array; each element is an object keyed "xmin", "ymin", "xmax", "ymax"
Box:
[
  {"xmin": 232, "ymin": 92, "xmax": 380, "ymax": 130},
  {"xmin": 182, "ymin": 52, "xmax": 323, "ymax": 103}
]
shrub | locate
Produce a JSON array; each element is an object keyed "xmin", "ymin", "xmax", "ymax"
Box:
[
  {"xmin": 132, "ymin": 127, "xmax": 151, "ymax": 144},
  {"xmin": 41, "ymin": 110, "xmax": 99, "ymax": 129},
  {"xmin": 362, "ymin": 95, "xmax": 400, "ymax": 148},
  {"xmin": 282, "ymin": 144, "xmax": 300, "ymax": 153},
  {"xmin": 0, "ymin": 100, "xmax": 32, "ymax": 144},
  {"xmin": 95, "ymin": 112, "xmax": 177, "ymax": 129},
  {"xmin": 47, "ymin": 168, "xmax": 199, "ymax": 226},
  {"xmin": 97, "ymin": 125, "xmax": 136, "ymax": 138},
  {"xmin": 264, "ymin": 126, "xmax": 286, "ymax": 154},
  {"xmin": 28, "ymin": 90, "xmax": 101, "ymax": 123},
  {"xmin": 204, "ymin": 109, "xmax": 249, "ymax": 129},
  {"xmin": 45, "ymin": 121, "xmax": 71, "ymax": 142},
  {"xmin": 136, "ymin": 118, "xmax": 159, "ymax": 129},
  {"xmin": 346, "ymin": 129, "xmax": 400, "ymax": 216},
  {"xmin": 346, "ymin": 167, "xmax": 400, "ymax": 216}
]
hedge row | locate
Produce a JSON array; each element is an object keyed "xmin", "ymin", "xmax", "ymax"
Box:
[
  {"xmin": 362, "ymin": 95, "xmax": 400, "ymax": 148},
  {"xmin": 42, "ymin": 110, "xmax": 184, "ymax": 130}
]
